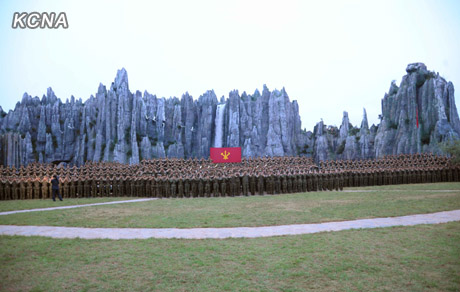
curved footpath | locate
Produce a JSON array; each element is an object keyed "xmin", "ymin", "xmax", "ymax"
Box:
[{"xmin": 1, "ymin": 210, "xmax": 459, "ymax": 239}]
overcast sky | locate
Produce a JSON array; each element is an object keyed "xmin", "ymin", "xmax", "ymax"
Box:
[{"xmin": 0, "ymin": 0, "xmax": 459, "ymax": 130}]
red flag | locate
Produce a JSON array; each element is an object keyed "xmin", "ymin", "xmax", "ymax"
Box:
[
  {"xmin": 416, "ymin": 108, "xmax": 419, "ymax": 128},
  {"xmin": 210, "ymin": 147, "xmax": 241, "ymax": 163}
]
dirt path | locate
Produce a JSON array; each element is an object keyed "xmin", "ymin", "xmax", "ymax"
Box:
[{"xmin": 1, "ymin": 210, "xmax": 459, "ymax": 239}]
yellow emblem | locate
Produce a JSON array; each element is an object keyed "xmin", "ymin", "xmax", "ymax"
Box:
[{"xmin": 221, "ymin": 150, "xmax": 230, "ymax": 160}]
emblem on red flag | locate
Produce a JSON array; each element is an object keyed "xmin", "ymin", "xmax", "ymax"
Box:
[{"xmin": 210, "ymin": 147, "xmax": 241, "ymax": 163}]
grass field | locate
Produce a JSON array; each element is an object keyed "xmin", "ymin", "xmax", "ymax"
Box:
[
  {"xmin": 0, "ymin": 197, "xmax": 136, "ymax": 212},
  {"xmin": 0, "ymin": 223, "xmax": 459, "ymax": 292},
  {"xmin": 347, "ymin": 182, "xmax": 460, "ymax": 191},
  {"xmin": 1, "ymin": 183, "xmax": 459, "ymax": 228},
  {"xmin": 0, "ymin": 183, "xmax": 459, "ymax": 291}
]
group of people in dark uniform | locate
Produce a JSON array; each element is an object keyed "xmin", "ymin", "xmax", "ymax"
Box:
[{"xmin": 0, "ymin": 153, "xmax": 458, "ymax": 200}]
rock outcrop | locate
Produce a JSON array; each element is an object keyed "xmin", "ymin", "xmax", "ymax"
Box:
[
  {"xmin": 1, "ymin": 63, "xmax": 459, "ymax": 167},
  {"xmin": 0, "ymin": 69, "xmax": 306, "ymax": 166},
  {"xmin": 374, "ymin": 63, "xmax": 460, "ymax": 156}
]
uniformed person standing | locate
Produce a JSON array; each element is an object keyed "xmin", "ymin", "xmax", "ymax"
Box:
[
  {"xmin": 77, "ymin": 179, "xmax": 84, "ymax": 197},
  {"xmin": 184, "ymin": 178, "xmax": 191, "ymax": 198},
  {"xmin": 190, "ymin": 177, "xmax": 198, "ymax": 198},
  {"xmin": 41, "ymin": 178, "xmax": 49, "ymax": 199},
  {"xmin": 281, "ymin": 175, "xmax": 288, "ymax": 194},
  {"xmin": 26, "ymin": 178, "xmax": 33, "ymax": 200},
  {"xmin": 178, "ymin": 178, "xmax": 185, "ymax": 198},
  {"xmin": 69, "ymin": 178, "xmax": 76, "ymax": 198},
  {"xmin": 249, "ymin": 174, "xmax": 257, "ymax": 196},
  {"xmin": 19, "ymin": 179, "xmax": 26, "ymax": 200},
  {"xmin": 212, "ymin": 177, "xmax": 219, "ymax": 197},
  {"xmin": 204, "ymin": 177, "xmax": 211, "ymax": 197},
  {"xmin": 242, "ymin": 173, "xmax": 249, "ymax": 196},
  {"xmin": 51, "ymin": 175, "xmax": 63, "ymax": 201},
  {"xmin": 198, "ymin": 176, "xmax": 204, "ymax": 197},
  {"xmin": 4, "ymin": 179, "xmax": 12, "ymax": 200},
  {"xmin": 257, "ymin": 174, "xmax": 264, "ymax": 195},
  {"xmin": 33, "ymin": 178, "xmax": 41, "ymax": 199}
]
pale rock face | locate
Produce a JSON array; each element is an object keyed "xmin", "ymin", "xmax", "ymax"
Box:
[
  {"xmin": 1, "ymin": 63, "xmax": 459, "ymax": 166},
  {"xmin": 373, "ymin": 62, "xmax": 460, "ymax": 156}
]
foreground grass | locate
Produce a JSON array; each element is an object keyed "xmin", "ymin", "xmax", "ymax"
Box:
[
  {"xmin": 0, "ymin": 222, "xmax": 458, "ymax": 292},
  {"xmin": 347, "ymin": 182, "xmax": 460, "ymax": 191},
  {"xmin": 0, "ymin": 197, "xmax": 138, "ymax": 212},
  {"xmin": 0, "ymin": 183, "xmax": 459, "ymax": 228}
]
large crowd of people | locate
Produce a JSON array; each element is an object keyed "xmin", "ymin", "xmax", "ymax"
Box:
[{"xmin": 0, "ymin": 153, "xmax": 458, "ymax": 200}]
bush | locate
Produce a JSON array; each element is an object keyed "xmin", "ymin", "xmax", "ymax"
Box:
[
  {"xmin": 125, "ymin": 127, "xmax": 131, "ymax": 143},
  {"xmin": 441, "ymin": 140, "xmax": 460, "ymax": 164},
  {"xmin": 388, "ymin": 122, "xmax": 398, "ymax": 130},
  {"xmin": 348, "ymin": 127, "xmax": 359, "ymax": 136},
  {"xmin": 336, "ymin": 141, "xmax": 345, "ymax": 155},
  {"xmin": 52, "ymin": 135, "xmax": 58, "ymax": 148},
  {"xmin": 109, "ymin": 141, "xmax": 116, "ymax": 152},
  {"xmin": 421, "ymin": 133, "xmax": 431, "ymax": 145}
]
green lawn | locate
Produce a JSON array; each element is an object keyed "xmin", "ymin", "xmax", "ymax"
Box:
[
  {"xmin": 0, "ymin": 197, "xmax": 138, "ymax": 212},
  {"xmin": 347, "ymin": 182, "xmax": 460, "ymax": 191},
  {"xmin": 1, "ymin": 183, "xmax": 459, "ymax": 228},
  {"xmin": 0, "ymin": 222, "xmax": 458, "ymax": 292}
]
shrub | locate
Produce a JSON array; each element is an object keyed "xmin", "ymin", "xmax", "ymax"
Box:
[
  {"xmin": 125, "ymin": 127, "xmax": 131, "ymax": 143},
  {"xmin": 348, "ymin": 127, "xmax": 359, "ymax": 136},
  {"xmin": 52, "ymin": 135, "xmax": 58, "ymax": 148},
  {"xmin": 387, "ymin": 122, "xmax": 398, "ymax": 130},
  {"xmin": 421, "ymin": 132, "xmax": 431, "ymax": 145},
  {"xmin": 441, "ymin": 140, "xmax": 460, "ymax": 164},
  {"xmin": 109, "ymin": 141, "xmax": 116, "ymax": 152},
  {"xmin": 336, "ymin": 141, "xmax": 345, "ymax": 155}
]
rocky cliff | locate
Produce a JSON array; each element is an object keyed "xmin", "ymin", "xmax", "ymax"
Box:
[
  {"xmin": 308, "ymin": 63, "xmax": 460, "ymax": 162},
  {"xmin": 0, "ymin": 69, "xmax": 305, "ymax": 166},
  {"xmin": 1, "ymin": 63, "xmax": 459, "ymax": 166}
]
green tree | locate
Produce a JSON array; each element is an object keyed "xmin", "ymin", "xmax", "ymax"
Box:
[{"xmin": 441, "ymin": 140, "xmax": 460, "ymax": 164}]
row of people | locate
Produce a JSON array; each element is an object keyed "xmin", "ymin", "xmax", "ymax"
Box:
[{"xmin": 1, "ymin": 165, "xmax": 459, "ymax": 200}]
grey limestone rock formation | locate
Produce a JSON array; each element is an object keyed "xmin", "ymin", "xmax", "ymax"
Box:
[
  {"xmin": 374, "ymin": 63, "xmax": 460, "ymax": 156},
  {"xmin": 308, "ymin": 63, "xmax": 460, "ymax": 162},
  {"xmin": 1, "ymin": 63, "xmax": 459, "ymax": 166},
  {"xmin": 0, "ymin": 69, "xmax": 305, "ymax": 166}
]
